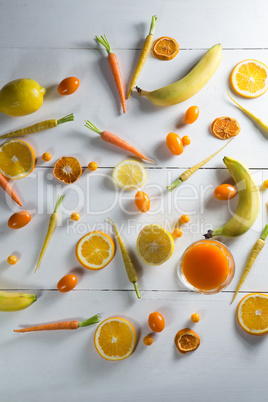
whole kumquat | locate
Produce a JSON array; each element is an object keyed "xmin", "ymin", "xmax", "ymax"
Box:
[
  {"xmin": 184, "ymin": 106, "xmax": 199, "ymax": 124},
  {"xmin": 182, "ymin": 136, "xmax": 191, "ymax": 146},
  {"xmin": 148, "ymin": 312, "xmax": 165, "ymax": 333},
  {"xmin": 42, "ymin": 152, "xmax": 51, "ymax": 162},
  {"xmin": 88, "ymin": 162, "xmax": 98, "ymax": 171},
  {"xmin": 191, "ymin": 313, "xmax": 200, "ymax": 323},
  {"xmin": 71, "ymin": 212, "xmax": 80, "ymax": 221},
  {"xmin": 173, "ymin": 228, "xmax": 183, "ymax": 238},
  {"xmin": 57, "ymin": 274, "xmax": 78, "ymax": 293},
  {"xmin": 8, "ymin": 211, "xmax": 31, "ymax": 229},
  {"xmin": 135, "ymin": 191, "xmax": 150, "ymax": 213},
  {"xmin": 7, "ymin": 255, "xmax": 18, "ymax": 265},
  {"xmin": 214, "ymin": 184, "xmax": 237, "ymax": 200},
  {"xmin": 166, "ymin": 132, "xmax": 183, "ymax": 155},
  {"xmin": 180, "ymin": 215, "xmax": 190, "ymax": 224},
  {"xmin": 58, "ymin": 77, "xmax": 79, "ymax": 95},
  {"xmin": 263, "ymin": 180, "xmax": 268, "ymax": 188},
  {"xmin": 143, "ymin": 334, "xmax": 154, "ymax": 346}
]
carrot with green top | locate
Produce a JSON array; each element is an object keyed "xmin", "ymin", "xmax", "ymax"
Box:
[
  {"xmin": 107, "ymin": 218, "xmax": 141, "ymax": 299},
  {"xmin": 166, "ymin": 139, "xmax": 233, "ymax": 192},
  {"xmin": 231, "ymin": 224, "xmax": 268, "ymax": 304},
  {"xmin": 127, "ymin": 15, "xmax": 157, "ymax": 99},
  {"xmin": 34, "ymin": 195, "xmax": 65, "ymax": 273},
  {"xmin": 95, "ymin": 34, "xmax": 126, "ymax": 113},
  {"xmin": 0, "ymin": 172, "xmax": 22, "ymax": 206},
  {"xmin": 0, "ymin": 114, "xmax": 74, "ymax": 140}
]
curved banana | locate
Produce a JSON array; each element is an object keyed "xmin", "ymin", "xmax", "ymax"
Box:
[
  {"xmin": 136, "ymin": 44, "xmax": 222, "ymax": 106},
  {"xmin": 204, "ymin": 157, "xmax": 260, "ymax": 238},
  {"xmin": 0, "ymin": 290, "xmax": 36, "ymax": 312}
]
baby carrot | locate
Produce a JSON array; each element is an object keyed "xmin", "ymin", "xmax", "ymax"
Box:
[
  {"xmin": 166, "ymin": 139, "xmax": 233, "ymax": 192},
  {"xmin": 231, "ymin": 225, "xmax": 268, "ymax": 304},
  {"xmin": 107, "ymin": 218, "xmax": 141, "ymax": 299},
  {"xmin": 34, "ymin": 195, "xmax": 65, "ymax": 273},
  {"xmin": 14, "ymin": 314, "xmax": 99, "ymax": 333},
  {"xmin": 0, "ymin": 172, "xmax": 22, "ymax": 206},
  {"xmin": 85, "ymin": 121, "xmax": 156, "ymax": 164},
  {"xmin": 95, "ymin": 34, "xmax": 126, "ymax": 113},
  {"xmin": 127, "ymin": 15, "xmax": 157, "ymax": 99}
]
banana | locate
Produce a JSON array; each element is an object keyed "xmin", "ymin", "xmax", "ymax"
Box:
[
  {"xmin": 0, "ymin": 290, "xmax": 36, "ymax": 312},
  {"xmin": 204, "ymin": 157, "xmax": 260, "ymax": 238},
  {"xmin": 136, "ymin": 43, "xmax": 222, "ymax": 106}
]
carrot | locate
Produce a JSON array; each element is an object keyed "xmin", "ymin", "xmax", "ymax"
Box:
[
  {"xmin": 127, "ymin": 15, "xmax": 157, "ymax": 99},
  {"xmin": 34, "ymin": 195, "xmax": 65, "ymax": 273},
  {"xmin": 85, "ymin": 120, "xmax": 156, "ymax": 164},
  {"xmin": 0, "ymin": 114, "xmax": 74, "ymax": 140},
  {"xmin": 95, "ymin": 34, "xmax": 126, "ymax": 113},
  {"xmin": 14, "ymin": 314, "xmax": 99, "ymax": 333},
  {"xmin": 166, "ymin": 139, "xmax": 233, "ymax": 192},
  {"xmin": 0, "ymin": 172, "xmax": 22, "ymax": 206},
  {"xmin": 231, "ymin": 224, "xmax": 268, "ymax": 304},
  {"xmin": 107, "ymin": 218, "xmax": 141, "ymax": 299}
]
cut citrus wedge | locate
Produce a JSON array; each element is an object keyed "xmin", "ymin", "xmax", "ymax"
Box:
[
  {"xmin": 230, "ymin": 59, "xmax": 268, "ymax": 98},
  {"xmin": 76, "ymin": 231, "xmax": 115, "ymax": 270},
  {"xmin": 112, "ymin": 160, "xmax": 146, "ymax": 190},
  {"xmin": 136, "ymin": 224, "xmax": 174, "ymax": 265},
  {"xmin": 53, "ymin": 156, "xmax": 82, "ymax": 184},
  {"xmin": 94, "ymin": 317, "xmax": 136, "ymax": 361},
  {"xmin": 174, "ymin": 328, "xmax": 200, "ymax": 354},
  {"xmin": 0, "ymin": 139, "xmax": 35, "ymax": 179},
  {"xmin": 211, "ymin": 116, "xmax": 241, "ymax": 140},
  {"xmin": 237, "ymin": 293, "xmax": 268, "ymax": 336},
  {"xmin": 153, "ymin": 37, "xmax": 179, "ymax": 61}
]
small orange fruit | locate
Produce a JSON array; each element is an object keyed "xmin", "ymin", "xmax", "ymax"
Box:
[
  {"xmin": 211, "ymin": 117, "xmax": 241, "ymax": 140},
  {"xmin": 42, "ymin": 152, "xmax": 51, "ymax": 162},
  {"xmin": 182, "ymin": 136, "xmax": 191, "ymax": 146},
  {"xmin": 174, "ymin": 328, "xmax": 200, "ymax": 354},
  {"xmin": 143, "ymin": 334, "xmax": 154, "ymax": 346},
  {"xmin": 7, "ymin": 255, "xmax": 18, "ymax": 265},
  {"xmin": 237, "ymin": 293, "xmax": 268, "ymax": 336},
  {"xmin": 230, "ymin": 59, "xmax": 268, "ymax": 98},
  {"xmin": 153, "ymin": 37, "xmax": 179, "ymax": 61},
  {"xmin": 53, "ymin": 156, "xmax": 82, "ymax": 184},
  {"xmin": 191, "ymin": 313, "xmax": 200, "ymax": 323},
  {"xmin": 70, "ymin": 212, "xmax": 80, "ymax": 221},
  {"xmin": 180, "ymin": 215, "xmax": 190, "ymax": 224},
  {"xmin": 88, "ymin": 162, "xmax": 98, "ymax": 171},
  {"xmin": 173, "ymin": 228, "xmax": 183, "ymax": 238}
]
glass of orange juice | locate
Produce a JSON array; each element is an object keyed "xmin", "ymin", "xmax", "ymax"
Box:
[{"xmin": 178, "ymin": 240, "xmax": 235, "ymax": 294}]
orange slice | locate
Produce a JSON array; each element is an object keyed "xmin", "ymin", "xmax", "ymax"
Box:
[
  {"xmin": 94, "ymin": 317, "xmax": 136, "ymax": 361},
  {"xmin": 174, "ymin": 328, "xmax": 200, "ymax": 354},
  {"xmin": 76, "ymin": 231, "xmax": 115, "ymax": 270},
  {"xmin": 0, "ymin": 139, "xmax": 35, "ymax": 179},
  {"xmin": 237, "ymin": 293, "xmax": 268, "ymax": 336},
  {"xmin": 230, "ymin": 59, "xmax": 268, "ymax": 98},
  {"xmin": 153, "ymin": 37, "xmax": 179, "ymax": 61},
  {"xmin": 53, "ymin": 156, "xmax": 82, "ymax": 183},
  {"xmin": 211, "ymin": 116, "xmax": 241, "ymax": 140}
]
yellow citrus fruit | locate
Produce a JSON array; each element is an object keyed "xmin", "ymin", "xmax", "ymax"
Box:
[
  {"xmin": 230, "ymin": 59, "xmax": 268, "ymax": 98},
  {"xmin": 94, "ymin": 317, "xmax": 136, "ymax": 361},
  {"xmin": 0, "ymin": 78, "xmax": 46, "ymax": 116},
  {"xmin": 112, "ymin": 160, "xmax": 146, "ymax": 190},
  {"xmin": 76, "ymin": 231, "xmax": 115, "ymax": 270},
  {"xmin": 136, "ymin": 224, "xmax": 174, "ymax": 265},
  {"xmin": 0, "ymin": 139, "xmax": 35, "ymax": 179},
  {"xmin": 237, "ymin": 293, "xmax": 268, "ymax": 336}
]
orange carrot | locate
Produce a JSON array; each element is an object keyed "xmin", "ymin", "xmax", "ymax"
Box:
[
  {"xmin": 95, "ymin": 35, "xmax": 126, "ymax": 113},
  {"xmin": 0, "ymin": 172, "xmax": 22, "ymax": 206},
  {"xmin": 85, "ymin": 121, "xmax": 156, "ymax": 164}
]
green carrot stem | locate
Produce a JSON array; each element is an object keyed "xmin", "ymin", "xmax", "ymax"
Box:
[
  {"xmin": 149, "ymin": 15, "xmax": 157, "ymax": 35},
  {"xmin": 84, "ymin": 120, "xmax": 102, "ymax": 135},
  {"xmin": 261, "ymin": 224, "xmax": 268, "ymax": 241},
  {"xmin": 54, "ymin": 195, "xmax": 65, "ymax": 213},
  {"xmin": 95, "ymin": 34, "xmax": 112, "ymax": 54},
  {"xmin": 57, "ymin": 113, "xmax": 74, "ymax": 125},
  {"xmin": 133, "ymin": 282, "xmax": 141, "ymax": 299},
  {"xmin": 78, "ymin": 314, "xmax": 100, "ymax": 327},
  {"xmin": 166, "ymin": 178, "xmax": 182, "ymax": 192}
]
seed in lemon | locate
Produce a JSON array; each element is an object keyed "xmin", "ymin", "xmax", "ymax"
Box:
[
  {"xmin": 237, "ymin": 293, "xmax": 268, "ymax": 335},
  {"xmin": 136, "ymin": 224, "xmax": 174, "ymax": 265},
  {"xmin": 94, "ymin": 317, "xmax": 136, "ymax": 361},
  {"xmin": 0, "ymin": 139, "xmax": 35, "ymax": 179},
  {"xmin": 112, "ymin": 160, "xmax": 146, "ymax": 190},
  {"xmin": 76, "ymin": 231, "xmax": 115, "ymax": 270},
  {"xmin": 230, "ymin": 59, "xmax": 268, "ymax": 98}
]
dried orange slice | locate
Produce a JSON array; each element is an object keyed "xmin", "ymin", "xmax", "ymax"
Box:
[
  {"xmin": 0, "ymin": 139, "xmax": 35, "ymax": 179},
  {"xmin": 230, "ymin": 59, "xmax": 268, "ymax": 98},
  {"xmin": 153, "ymin": 37, "xmax": 179, "ymax": 61},
  {"xmin": 94, "ymin": 317, "xmax": 136, "ymax": 361},
  {"xmin": 76, "ymin": 231, "xmax": 115, "ymax": 270},
  {"xmin": 53, "ymin": 156, "xmax": 82, "ymax": 183},
  {"xmin": 211, "ymin": 116, "xmax": 241, "ymax": 140},
  {"xmin": 174, "ymin": 328, "xmax": 200, "ymax": 354},
  {"xmin": 237, "ymin": 293, "xmax": 268, "ymax": 336}
]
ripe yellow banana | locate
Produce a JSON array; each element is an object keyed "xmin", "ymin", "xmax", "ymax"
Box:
[
  {"xmin": 204, "ymin": 157, "xmax": 260, "ymax": 238},
  {"xmin": 0, "ymin": 290, "xmax": 36, "ymax": 312},
  {"xmin": 136, "ymin": 44, "xmax": 222, "ymax": 106}
]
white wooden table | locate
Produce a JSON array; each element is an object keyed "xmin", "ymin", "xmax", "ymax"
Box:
[{"xmin": 1, "ymin": 1, "xmax": 268, "ymax": 400}]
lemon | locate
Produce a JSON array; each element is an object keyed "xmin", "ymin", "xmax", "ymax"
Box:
[
  {"xmin": 136, "ymin": 224, "xmax": 174, "ymax": 265},
  {"xmin": 0, "ymin": 78, "xmax": 46, "ymax": 116},
  {"xmin": 0, "ymin": 139, "xmax": 35, "ymax": 179},
  {"xmin": 112, "ymin": 160, "xmax": 146, "ymax": 190}
]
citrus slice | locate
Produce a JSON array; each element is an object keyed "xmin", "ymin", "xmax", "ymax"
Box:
[
  {"xmin": 174, "ymin": 328, "xmax": 200, "ymax": 354},
  {"xmin": 136, "ymin": 224, "xmax": 174, "ymax": 265},
  {"xmin": 230, "ymin": 59, "xmax": 268, "ymax": 98},
  {"xmin": 211, "ymin": 116, "xmax": 241, "ymax": 140},
  {"xmin": 237, "ymin": 293, "xmax": 268, "ymax": 336},
  {"xmin": 0, "ymin": 139, "xmax": 35, "ymax": 179},
  {"xmin": 53, "ymin": 156, "xmax": 82, "ymax": 184},
  {"xmin": 112, "ymin": 160, "xmax": 146, "ymax": 190},
  {"xmin": 76, "ymin": 231, "xmax": 115, "ymax": 270},
  {"xmin": 94, "ymin": 317, "xmax": 136, "ymax": 361},
  {"xmin": 153, "ymin": 37, "xmax": 179, "ymax": 60}
]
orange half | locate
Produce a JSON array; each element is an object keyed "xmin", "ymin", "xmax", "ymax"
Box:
[
  {"xmin": 0, "ymin": 139, "xmax": 35, "ymax": 179},
  {"xmin": 53, "ymin": 156, "xmax": 82, "ymax": 184},
  {"xmin": 153, "ymin": 37, "xmax": 179, "ymax": 61},
  {"xmin": 230, "ymin": 59, "xmax": 268, "ymax": 98},
  {"xmin": 211, "ymin": 116, "xmax": 241, "ymax": 140},
  {"xmin": 237, "ymin": 293, "xmax": 268, "ymax": 336}
]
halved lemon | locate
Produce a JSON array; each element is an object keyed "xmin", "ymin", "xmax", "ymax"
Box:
[
  {"xmin": 136, "ymin": 224, "xmax": 174, "ymax": 265},
  {"xmin": 237, "ymin": 293, "xmax": 268, "ymax": 336},
  {"xmin": 230, "ymin": 59, "xmax": 268, "ymax": 98},
  {"xmin": 112, "ymin": 160, "xmax": 146, "ymax": 190},
  {"xmin": 76, "ymin": 231, "xmax": 115, "ymax": 270},
  {"xmin": 94, "ymin": 317, "xmax": 136, "ymax": 361},
  {"xmin": 0, "ymin": 139, "xmax": 35, "ymax": 179}
]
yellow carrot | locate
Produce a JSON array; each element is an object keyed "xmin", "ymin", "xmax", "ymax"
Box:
[
  {"xmin": 231, "ymin": 224, "xmax": 268, "ymax": 304},
  {"xmin": 34, "ymin": 195, "xmax": 65, "ymax": 273},
  {"xmin": 127, "ymin": 15, "xmax": 157, "ymax": 99},
  {"xmin": 0, "ymin": 114, "xmax": 74, "ymax": 140},
  {"xmin": 166, "ymin": 139, "xmax": 233, "ymax": 192}
]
